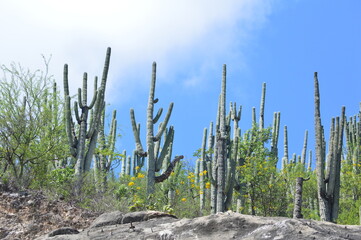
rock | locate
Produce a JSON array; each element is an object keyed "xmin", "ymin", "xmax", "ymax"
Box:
[
  {"xmin": 35, "ymin": 211, "xmax": 361, "ymax": 240},
  {"xmin": 3, "ymin": 189, "xmax": 361, "ymax": 240},
  {"xmin": 0, "ymin": 190, "xmax": 100, "ymax": 240},
  {"xmin": 48, "ymin": 227, "xmax": 80, "ymax": 237},
  {"xmin": 90, "ymin": 211, "xmax": 124, "ymax": 228}
]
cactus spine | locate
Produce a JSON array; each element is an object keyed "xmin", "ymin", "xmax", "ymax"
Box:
[
  {"xmin": 314, "ymin": 72, "xmax": 345, "ymax": 222},
  {"xmin": 63, "ymin": 47, "xmax": 111, "ymax": 176},
  {"xmin": 130, "ymin": 62, "xmax": 183, "ymax": 194}
]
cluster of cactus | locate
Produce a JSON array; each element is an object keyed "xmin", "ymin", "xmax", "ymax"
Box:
[
  {"xmin": 197, "ymin": 65, "xmax": 242, "ymax": 213},
  {"xmin": 282, "ymin": 127, "xmax": 312, "ymax": 171},
  {"xmin": 93, "ymin": 107, "xmax": 117, "ymax": 190},
  {"xmin": 314, "ymin": 72, "xmax": 345, "ymax": 222},
  {"xmin": 196, "ymin": 66, "xmax": 284, "ymax": 214},
  {"xmin": 345, "ymin": 103, "xmax": 361, "ymax": 174},
  {"xmin": 130, "ymin": 62, "xmax": 183, "ymax": 194},
  {"xmin": 63, "ymin": 48, "xmax": 111, "ymax": 177}
]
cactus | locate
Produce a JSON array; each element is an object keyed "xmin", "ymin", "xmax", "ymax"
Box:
[
  {"xmin": 271, "ymin": 112, "xmax": 280, "ymax": 160},
  {"xmin": 259, "ymin": 83, "xmax": 266, "ymax": 130},
  {"xmin": 63, "ymin": 47, "xmax": 111, "ymax": 176},
  {"xmin": 199, "ymin": 128, "xmax": 207, "ymax": 211},
  {"xmin": 307, "ymin": 150, "xmax": 312, "ymax": 171},
  {"xmin": 94, "ymin": 108, "xmax": 117, "ymax": 190},
  {"xmin": 301, "ymin": 130, "xmax": 308, "ymax": 166},
  {"xmin": 345, "ymin": 105, "xmax": 361, "ymax": 175},
  {"xmin": 203, "ymin": 65, "xmax": 242, "ymax": 213},
  {"xmin": 282, "ymin": 126, "xmax": 289, "ymax": 169},
  {"xmin": 293, "ymin": 177, "xmax": 310, "ymax": 218},
  {"xmin": 314, "ymin": 72, "xmax": 345, "ymax": 222},
  {"xmin": 130, "ymin": 62, "xmax": 183, "ymax": 194}
]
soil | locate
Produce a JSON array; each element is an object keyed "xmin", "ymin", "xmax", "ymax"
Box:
[{"xmin": 0, "ymin": 187, "xmax": 101, "ymax": 240}]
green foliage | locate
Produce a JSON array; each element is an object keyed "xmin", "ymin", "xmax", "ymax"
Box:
[
  {"xmin": 44, "ymin": 167, "xmax": 75, "ymax": 199},
  {"xmin": 338, "ymin": 160, "xmax": 361, "ymax": 224},
  {"xmin": 0, "ymin": 61, "xmax": 68, "ymax": 189}
]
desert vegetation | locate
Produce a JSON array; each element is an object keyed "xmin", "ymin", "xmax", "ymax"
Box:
[{"xmin": 1, "ymin": 47, "xmax": 360, "ymax": 225}]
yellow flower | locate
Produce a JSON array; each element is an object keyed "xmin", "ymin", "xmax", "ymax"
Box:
[
  {"xmin": 176, "ymin": 189, "xmax": 180, "ymax": 195},
  {"xmin": 128, "ymin": 182, "xmax": 135, "ymax": 186},
  {"xmin": 131, "ymin": 177, "xmax": 136, "ymax": 181},
  {"xmin": 135, "ymin": 166, "xmax": 140, "ymax": 170},
  {"xmin": 170, "ymin": 172, "xmax": 175, "ymax": 176},
  {"xmin": 199, "ymin": 172, "xmax": 204, "ymax": 176},
  {"xmin": 199, "ymin": 191, "xmax": 204, "ymax": 195},
  {"xmin": 137, "ymin": 173, "xmax": 145, "ymax": 178},
  {"xmin": 180, "ymin": 181, "xmax": 185, "ymax": 184},
  {"xmin": 203, "ymin": 170, "xmax": 207, "ymax": 175},
  {"xmin": 136, "ymin": 187, "xmax": 141, "ymax": 190},
  {"xmin": 191, "ymin": 184, "xmax": 195, "ymax": 188},
  {"xmin": 190, "ymin": 179, "xmax": 195, "ymax": 183},
  {"xmin": 181, "ymin": 198, "xmax": 187, "ymax": 202},
  {"xmin": 205, "ymin": 182, "xmax": 211, "ymax": 189}
]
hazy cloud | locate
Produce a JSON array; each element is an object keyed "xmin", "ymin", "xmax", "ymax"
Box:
[{"xmin": 0, "ymin": 0, "xmax": 274, "ymax": 105}]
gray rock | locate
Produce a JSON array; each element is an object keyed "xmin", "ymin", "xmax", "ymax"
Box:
[
  {"xmin": 36, "ymin": 211, "xmax": 361, "ymax": 240},
  {"xmin": 90, "ymin": 211, "xmax": 124, "ymax": 228},
  {"xmin": 48, "ymin": 227, "xmax": 79, "ymax": 237}
]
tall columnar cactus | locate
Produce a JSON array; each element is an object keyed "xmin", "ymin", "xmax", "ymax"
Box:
[
  {"xmin": 314, "ymin": 72, "xmax": 345, "ymax": 222},
  {"xmin": 271, "ymin": 112, "xmax": 280, "ymax": 159},
  {"xmin": 94, "ymin": 108, "xmax": 117, "ymax": 190},
  {"xmin": 63, "ymin": 47, "xmax": 111, "ymax": 176},
  {"xmin": 215, "ymin": 64, "xmax": 228, "ymax": 213},
  {"xmin": 259, "ymin": 82, "xmax": 266, "ymax": 130},
  {"xmin": 307, "ymin": 150, "xmax": 312, "ymax": 171},
  {"xmin": 224, "ymin": 102, "xmax": 241, "ymax": 210},
  {"xmin": 199, "ymin": 128, "xmax": 207, "ymax": 211},
  {"xmin": 301, "ymin": 130, "xmax": 308, "ymax": 166},
  {"xmin": 293, "ymin": 176, "xmax": 310, "ymax": 219},
  {"xmin": 345, "ymin": 105, "xmax": 361, "ymax": 175},
  {"xmin": 282, "ymin": 126, "xmax": 289, "ymax": 169},
  {"xmin": 130, "ymin": 62, "xmax": 183, "ymax": 194},
  {"xmin": 204, "ymin": 65, "xmax": 241, "ymax": 213},
  {"xmin": 120, "ymin": 150, "xmax": 127, "ymax": 176}
]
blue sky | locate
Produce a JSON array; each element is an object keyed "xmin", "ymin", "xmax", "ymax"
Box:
[{"xmin": 0, "ymin": 1, "xmax": 360, "ymax": 170}]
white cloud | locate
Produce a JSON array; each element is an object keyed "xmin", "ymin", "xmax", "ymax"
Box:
[{"xmin": 0, "ymin": 0, "xmax": 274, "ymax": 105}]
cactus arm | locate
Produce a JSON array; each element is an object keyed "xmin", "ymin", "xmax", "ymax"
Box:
[
  {"xmin": 130, "ymin": 109, "xmax": 145, "ymax": 155},
  {"xmin": 153, "ymin": 108, "xmax": 163, "ymax": 124},
  {"xmin": 88, "ymin": 90, "xmax": 98, "ymax": 109},
  {"xmin": 63, "ymin": 64, "xmax": 70, "ymax": 96},
  {"xmin": 156, "ymin": 126, "xmax": 174, "ymax": 172},
  {"xmin": 154, "ymin": 103, "xmax": 174, "ymax": 141},
  {"xmin": 100, "ymin": 47, "xmax": 111, "ymax": 91},
  {"xmin": 73, "ymin": 101, "xmax": 80, "ymax": 124},
  {"xmin": 65, "ymin": 95, "xmax": 76, "ymax": 157},
  {"xmin": 155, "ymin": 155, "xmax": 184, "ymax": 183},
  {"xmin": 154, "ymin": 123, "xmax": 162, "ymax": 160},
  {"xmin": 78, "ymin": 88, "xmax": 84, "ymax": 109}
]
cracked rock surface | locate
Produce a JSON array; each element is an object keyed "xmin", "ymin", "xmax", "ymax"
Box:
[
  {"xmin": 37, "ymin": 210, "xmax": 361, "ymax": 240},
  {"xmin": 2, "ymin": 188, "xmax": 361, "ymax": 240}
]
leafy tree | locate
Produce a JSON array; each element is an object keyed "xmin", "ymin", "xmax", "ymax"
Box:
[{"xmin": 0, "ymin": 61, "xmax": 67, "ymax": 188}]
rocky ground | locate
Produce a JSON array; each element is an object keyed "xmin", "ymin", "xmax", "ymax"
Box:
[
  {"xmin": 1, "ymin": 188, "xmax": 361, "ymax": 240},
  {"xmin": 0, "ymin": 188, "xmax": 101, "ymax": 239}
]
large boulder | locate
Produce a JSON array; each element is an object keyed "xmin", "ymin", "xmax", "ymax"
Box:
[{"xmin": 36, "ymin": 210, "xmax": 361, "ymax": 240}]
